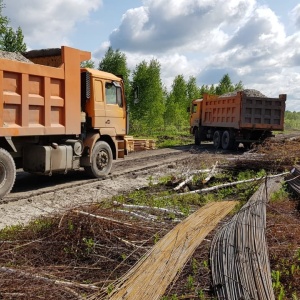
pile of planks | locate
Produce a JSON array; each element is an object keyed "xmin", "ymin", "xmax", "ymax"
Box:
[{"xmin": 125, "ymin": 136, "xmax": 156, "ymax": 152}]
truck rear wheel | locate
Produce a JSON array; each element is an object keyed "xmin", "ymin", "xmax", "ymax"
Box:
[
  {"xmin": 221, "ymin": 130, "xmax": 235, "ymax": 150},
  {"xmin": 84, "ymin": 141, "xmax": 113, "ymax": 178},
  {"xmin": 0, "ymin": 148, "xmax": 16, "ymax": 199},
  {"xmin": 213, "ymin": 131, "xmax": 222, "ymax": 149}
]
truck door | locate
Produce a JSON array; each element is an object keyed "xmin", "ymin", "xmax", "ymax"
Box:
[
  {"xmin": 104, "ymin": 81, "xmax": 126, "ymax": 135},
  {"xmin": 190, "ymin": 100, "xmax": 202, "ymax": 130},
  {"xmin": 92, "ymin": 79, "xmax": 106, "ymax": 128}
]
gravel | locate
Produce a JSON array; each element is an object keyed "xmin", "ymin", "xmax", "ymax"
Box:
[
  {"xmin": 220, "ymin": 89, "xmax": 267, "ymax": 98},
  {"xmin": 0, "ymin": 50, "xmax": 33, "ymax": 63}
]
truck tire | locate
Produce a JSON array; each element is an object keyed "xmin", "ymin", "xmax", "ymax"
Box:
[
  {"xmin": 213, "ymin": 131, "xmax": 222, "ymax": 149},
  {"xmin": 0, "ymin": 148, "xmax": 16, "ymax": 199},
  {"xmin": 84, "ymin": 141, "xmax": 113, "ymax": 178},
  {"xmin": 221, "ymin": 130, "xmax": 235, "ymax": 150},
  {"xmin": 194, "ymin": 128, "xmax": 200, "ymax": 145}
]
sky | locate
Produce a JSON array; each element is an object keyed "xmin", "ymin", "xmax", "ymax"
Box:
[{"xmin": 3, "ymin": 0, "xmax": 300, "ymax": 111}]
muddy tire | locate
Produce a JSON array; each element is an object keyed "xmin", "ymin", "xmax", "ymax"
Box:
[
  {"xmin": 194, "ymin": 128, "xmax": 200, "ymax": 145},
  {"xmin": 221, "ymin": 130, "xmax": 235, "ymax": 150},
  {"xmin": 0, "ymin": 148, "xmax": 16, "ymax": 199},
  {"xmin": 84, "ymin": 141, "xmax": 113, "ymax": 178},
  {"xmin": 213, "ymin": 131, "xmax": 222, "ymax": 149}
]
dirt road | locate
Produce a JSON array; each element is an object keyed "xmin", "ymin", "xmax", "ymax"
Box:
[{"xmin": 1, "ymin": 143, "xmax": 234, "ymax": 229}]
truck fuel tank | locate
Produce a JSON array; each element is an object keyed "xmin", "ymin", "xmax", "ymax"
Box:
[{"xmin": 23, "ymin": 145, "xmax": 76, "ymax": 174}]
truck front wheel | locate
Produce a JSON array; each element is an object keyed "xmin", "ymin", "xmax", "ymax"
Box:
[
  {"xmin": 0, "ymin": 148, "xmax": 16, "ymax": 199},
  {"xmin": 84, "ymin": 141, "xmax": 113, "ymax": 178},
  {"xmin": 194, "ymin": 128, "xmax": 200, "ymax": 145}
]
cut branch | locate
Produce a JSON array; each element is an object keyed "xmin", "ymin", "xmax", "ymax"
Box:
[{"xmin": 174, "ymin": 168, "xmax": 211, "ymax": 191}]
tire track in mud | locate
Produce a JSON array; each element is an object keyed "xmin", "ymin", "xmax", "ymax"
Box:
[{"xmin": 0, "ymin": 146, "xmax": 201, "ymax": 229}]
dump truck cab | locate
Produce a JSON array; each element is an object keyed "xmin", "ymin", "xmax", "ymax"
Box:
[
  {"xmin": 189, "ymin": 98, "xmax": 202, "ymax": 145},
  {"xmin": 82, "ymin": 68, "xmax": 126, "ymax": 136}
]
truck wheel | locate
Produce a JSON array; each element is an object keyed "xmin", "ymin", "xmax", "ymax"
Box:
[
  {"xmin": 221, "ymin": 130, "xmax": 235, "ymax": 150},
  {"xmin": 194, "ymin": 128, "xmax": 200, "ymax": 145},
  {"xmin": 84, "ymin": 141, "xmax": 113, "ymax": 178},
  {"xmin": 0, "ymin": 148, "xmax": 16, "ymax": 199},
  {"xmin": 213, "ymin": 131, "xmax": 222, "ymax": 149}
]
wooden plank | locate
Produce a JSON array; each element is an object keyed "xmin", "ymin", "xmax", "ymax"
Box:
[{"xmin": 103, "ymin": 201, "xmax": 238, "ymax": 300}]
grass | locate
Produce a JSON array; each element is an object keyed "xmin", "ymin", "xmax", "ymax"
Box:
[
  {"xmin": 129, "ymin": 126, "xmax": 194, "ymax": 148},
  {"xmin": 0, "ymin": 160, "xmax": 297, "ymax": 299}
]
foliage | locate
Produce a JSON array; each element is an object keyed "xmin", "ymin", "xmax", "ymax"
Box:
[
  {"xmin": 0, "ymin": 0, "xmax": 8, "ymax": 39},
  {"xmin": 186, "ymin": 76, "xmax": 201, "ymax": 100},
  {"xmin": 165, "ymin": 75, "xmax": 189, "ymax": 128},
  {"xmin": 215, "ymin": 73, "xmax": 244, "ymax": 95},
  {"xmin": 98, "ymin": 47, "xmax": 131, "ymax": 101},
  {"xmin": 2, "ymin": 26, "xmax": 26, "ymax": 52},
  {"xmin": 0, "ymin": 1, "xmax": 26, "ymax": 52},
  {"xmin": 129, "ymin": 59, "xmax": 165, "ymax": 134},
  {"xmin": 284, "ymin": 111, "xmax": 300, "ymax": 130},
  {"xmin": 81, "ymin": 59, "xmax": 95, "ymax": 68}
]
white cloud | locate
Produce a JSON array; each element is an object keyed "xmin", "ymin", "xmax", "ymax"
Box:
[
  {"xmin": 109, "ymin": 0, "xmax": 256, "ymax": 54},
  {"xmin": 95, "ymin": 0, "xmax": 300, "ymax": 110},
  {"xmin": 3, "ymin": 0, "xmax": 300, "ymax": 110},
  {"xmin": 3, "ymin": 0, "xmax": 102, "ymax": 49},
  {"xmin": 291, "ymin": 4, "xmax": 300, "ymax": 29}
]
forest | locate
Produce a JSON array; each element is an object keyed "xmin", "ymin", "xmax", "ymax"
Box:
[
  {"xmin": 92, "ymin": 47, "xmax": 300, "ymax": 138},
  {"xmin": 0, "ymin": 0, "xmax": 298, "ymax": 139}
]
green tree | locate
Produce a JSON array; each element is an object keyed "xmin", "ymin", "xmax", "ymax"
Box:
[
  {"xmin": 234, "ymin": 80, "xmax": 244, "ymax": 91},
  {"xmin": 81, "ymin": 59, "xmax": 95, "ymax": 68},
  {"xmin": 98, "ymin": 47, "xmax": 131, "ymax": 101},
  {"xmin": 130, "ymin": 59, "xmax": 165, "ymax": 134},
  {"xmin": 0, "ymin": 0, "xmax": 8, "ymax": 41},
  {"xmin": 2, "ymin": 26, "xmax": 26, "ymax": 52},
  {"xmin": 0, "ymin": 1, "xmax": 26, "ymax": 52},
  {"xmin": 165, "ymin": 75, "xmax": 189, "ymax": 127},
  {"xmin": 200, "ymin": 84, "xmax": 211, "ymax": 96},
  {"xmin": 215, "ymin": 73, "xmax": 244, "ymax": 95},
  {"xmin": 186, "ymin": 76, "xmax": 201, "ymax": 100}
]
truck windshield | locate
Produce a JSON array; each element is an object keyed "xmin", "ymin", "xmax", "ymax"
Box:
[{"xmin": 105, "ymin": 82, "xmax": 122, "ymax": 107}]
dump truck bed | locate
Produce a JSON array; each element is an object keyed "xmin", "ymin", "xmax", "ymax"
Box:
[
  {"xmin": 0, "ymin": 46, "xmax": 90, "ymax": 137},
  {"xmin": 201, "ymin": 91, "xmax": 286, "ymax": 130}
]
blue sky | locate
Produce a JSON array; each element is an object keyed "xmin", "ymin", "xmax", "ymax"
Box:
[{"xmin": 3, "ymin": 0, "xmax": 300, "ymax": 111}]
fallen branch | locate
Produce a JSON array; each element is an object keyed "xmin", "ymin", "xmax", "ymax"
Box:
[
  {"xmin": 202, "ymin": 161, "xmax": 218, "ymax": 184},
  {"xmin": 0, "ymin": 266, "xmax": 98, "ymax": 291},
  {"xmin": 118, "ymin": 209, "xmax": 159, "ymax": 222},
  {"xmin": 74, "ymin": 210, "xmax": 133, "ymax": 227},
  {"xmin": 174, "ymin": 169, "xmax": 212, "ymax": 191},
  {"xmin": 159, "ymin": 172, "xmax": 289, "ymax": 199},
  {"xmin": 113, "ymin": 201, "xmax": 185, "ymax": 216}
]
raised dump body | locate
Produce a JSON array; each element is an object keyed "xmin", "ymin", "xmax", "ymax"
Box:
[
  {"xmin": 190, "ymin": 90, "xmax": 286, "ymax": 149},
  {"xmin": 0, "ymin": 46, "xmax": 128, "ymax": 199}
]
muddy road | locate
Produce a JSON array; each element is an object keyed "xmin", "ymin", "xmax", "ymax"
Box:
[{"xmin": 0, "ymin": 143, "xmax": 243, "ymax": 229}]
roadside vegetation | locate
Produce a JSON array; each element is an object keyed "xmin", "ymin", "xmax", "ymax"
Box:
[
  {"xmin": 1, "ymin": 144, "xmax": 300, "ymax": 299},
  {"xmin": 0, "ymin": 2, "xmax": 300, "ymax": 299}
]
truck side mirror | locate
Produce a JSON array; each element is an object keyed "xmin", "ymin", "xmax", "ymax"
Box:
[{"xmin": 187, "ymin": 106, "xmax": 191, "ymax": 113}]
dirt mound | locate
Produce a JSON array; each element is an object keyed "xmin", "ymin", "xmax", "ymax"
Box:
[
  {"xmin": 220, "ymin": 89, "xmax": 267, "ymax": 98},
  {"xmin": 0, "ymin": 50, "xmax": 32, "ymax": 63}
]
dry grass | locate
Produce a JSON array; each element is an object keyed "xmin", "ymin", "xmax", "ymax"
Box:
[{"xmin": 1, "ymin": 136, "xmax": 300, "ymax": 299}]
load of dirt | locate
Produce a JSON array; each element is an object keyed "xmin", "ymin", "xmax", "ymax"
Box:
[
  {"xmin": 0, "ymin": 50, "xmax": 32, "ymax": 63},
  {"xmin": 220, "ymin": 89, "xmax": 267, "ymax": 98}
]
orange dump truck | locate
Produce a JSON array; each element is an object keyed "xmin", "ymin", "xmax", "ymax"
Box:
[
  {"xmin": 189, "ymin": 90, "xmax": 286, "ymax": 149},
  {"xmin": 0, "ymin": 46, "xmax": 128, "ymax": 199}
]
